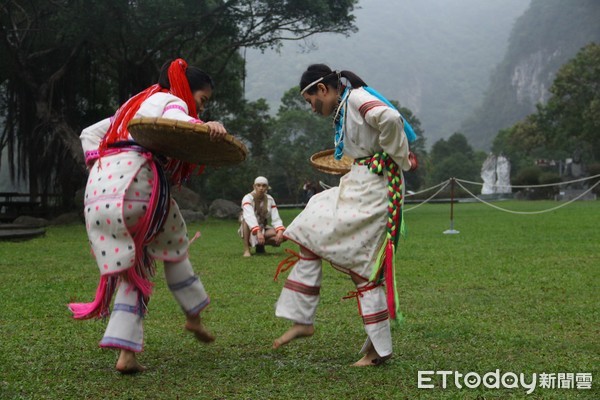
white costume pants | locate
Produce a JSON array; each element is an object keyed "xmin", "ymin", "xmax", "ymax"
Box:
[
  {"xmin": 99, "ymin": 257, "xmax": 209, "ymax": 352},
  {"xmin": 355, "ymin": 281, "xmax": 392, "ymax": 357},
  {"xmin": 275, "ymin": 253, "xmax": 392, "ymax": 357},
  {"xmin": 275, "ymin": 256, "xmax": 322, "ymax": 325}
]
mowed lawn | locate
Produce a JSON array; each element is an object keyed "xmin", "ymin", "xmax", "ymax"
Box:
[{"xmin": 0, "ymin": 201, "xmax": 598, "ymax": 399}]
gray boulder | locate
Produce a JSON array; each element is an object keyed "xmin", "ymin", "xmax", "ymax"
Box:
[
  {"xmin": 208, "ymin": 199, "xmax": 241, "ymax": 219},
  {"xmin": 171, "ymin": 186, "xmax": 207, "ymax": 212},
  {"xmin": 180, "ymin": 209, "xmax": 206, "ymax": 223},
  {"xmin": 13, "ymin": 215, "xmax": 49, "ymax": 227}
]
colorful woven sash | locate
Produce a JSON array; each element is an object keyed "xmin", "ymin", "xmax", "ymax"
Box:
[{"xmin": 354, "ymin": 152, "xmax": 404, "ymax": 322}]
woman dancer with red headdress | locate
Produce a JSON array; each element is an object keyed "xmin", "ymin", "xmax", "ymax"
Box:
[{"xmin": 70, "ymin": 59, "xmax": 226, "ymax": 373}]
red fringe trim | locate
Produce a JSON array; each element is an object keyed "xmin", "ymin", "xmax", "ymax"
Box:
[
  {"xmin": 384, "ymin": 241, "xmax": 396, "ymax": 320},
  {"xmin": 69, "ymin": 275, "xmax": 117, "ymax": 319}
]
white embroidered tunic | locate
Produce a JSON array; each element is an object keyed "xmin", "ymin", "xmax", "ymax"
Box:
[
  {"xmin": 284, "ymin": 87, "xmax": 411, "ymax": 278},
  {"xmin": 81, "ymin": 93, "xmax": 200, "ymax": 277},
  {"xmin": 241, "ymin": 193, "xmax": 285, "ymax": 234}
]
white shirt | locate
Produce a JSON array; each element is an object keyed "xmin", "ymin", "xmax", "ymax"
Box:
[
  {"xmin": 241, "ymin": 192, "xmax": 285, "ymax": 234},
  {"xmin": 342, "ymin": 87, "xmax": 411, "ymax": 170},
  {"xmin": 80, "ymin": 92, "xmax": 199, "ymax": 155}
]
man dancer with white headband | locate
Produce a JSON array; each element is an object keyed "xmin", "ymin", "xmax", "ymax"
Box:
[{"xmin": 272, "ymin": 64, "xmax": 417, "ymax": 367}]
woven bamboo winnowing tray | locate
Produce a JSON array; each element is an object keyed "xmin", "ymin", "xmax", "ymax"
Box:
[
  {"xmin": 128, "ymin": 117, "xmax": 248, "ymax": 166},
  {"xmin": 310, "ymin": 149, "xmax": 352, "ymax": 175}
]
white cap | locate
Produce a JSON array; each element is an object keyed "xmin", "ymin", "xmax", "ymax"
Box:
[{"xmin": 254, "ymin": 176, "xmax": 269, "ymax": 185}]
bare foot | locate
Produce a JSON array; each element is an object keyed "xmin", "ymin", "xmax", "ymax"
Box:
[
  {"xmin": 116, "ymin": 350, "xmax": 146, "ymax": 374},
  {"xmin": 243, "ymin": 251, "xmax": 251, "ymax": 257},
  {"xmin": 273, "ymin": 323, "xmax": 314, "ymax": 349},
  {"xmin": 352, "ymin": 344, "xmax": 391, "ymax": 367},
  {"xmin": 185, "ymin": 315, "xmax": 215, "ymax": 343}
]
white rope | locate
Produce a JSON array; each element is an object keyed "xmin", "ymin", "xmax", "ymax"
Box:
[
  {"xmin": 405, "ymin": 179, "xmax": 450, "ymax": 197},
  {"xmin": 404, "ymin": 180, "xmax": 450, "ymax": 212},
  {"xmin": 318, "ymin": 180, "xmax": 332, "ymax": 190},
  {"xmin": 454, "ymin": 179, "xmax": 600, "ymax": 215},
  {"xmin": 456, "ymin": 173, "xmax": 600, "ymax": 189}
]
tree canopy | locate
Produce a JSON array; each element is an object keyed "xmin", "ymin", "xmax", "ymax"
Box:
[
  {"xmin": 426, "ymin": 133, "xmax": 484, "ymax": 186},
  {"xmin": 541, "ymin": 42, "xmax": 600, "ymax": 161},
  {"xmin": 0, "ymin": 0, "xmax": 357, "ymax": 207}
]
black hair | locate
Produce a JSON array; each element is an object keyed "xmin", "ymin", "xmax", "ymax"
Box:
[
  {"xmin": 299, "ymin": 63, "xmax": 367, "ymax": 94},
  {"xmin": 158, "ymin": 60, "xmax": 215, "ymax": 92}
]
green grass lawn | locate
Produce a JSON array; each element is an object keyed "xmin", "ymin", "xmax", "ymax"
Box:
[{"xmin": 0, "ymin": 201, "xmax": 598, "ymax": 399}]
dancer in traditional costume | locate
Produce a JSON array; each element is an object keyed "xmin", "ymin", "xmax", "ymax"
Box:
[
  {"xmin": 239, "ymin": 176, "xmax": 285, "ymax": 257},
  {"xmin": 272, "ymin": 64, "xmax": 417, "ymax": 366},
  {"xmin": 70, "ymin": 58, "xmax": 226, "ymax": 373}
]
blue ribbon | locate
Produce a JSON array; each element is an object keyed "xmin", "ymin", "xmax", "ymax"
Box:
[
  {"xmin": 333, "ymin": 86, "xmax": 416, "ymax": 161},
  {"xmin": 363, "ymin": 86, "xmax": 417, "ymax": 143},
  {"xmin": 333, "ymin": 87, "xmax": 350, "ymax": 160}
]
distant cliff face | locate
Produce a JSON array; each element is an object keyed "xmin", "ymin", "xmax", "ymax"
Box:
[
  {"xmin": 461, "ymin": 0, "xmax": 600, "ymax": 150},
  {"xmin": 511, "ymin": 50, "xmax": 555, "ymax": 106}
]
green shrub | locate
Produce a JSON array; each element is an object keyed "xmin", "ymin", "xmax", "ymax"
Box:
[{"xmin": 512, "ymin": 166, "xmax": 542, "ymax": 186}]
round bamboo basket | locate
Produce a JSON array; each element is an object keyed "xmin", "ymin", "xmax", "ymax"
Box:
[
  {"xmin": 310, "ymin": 149, "xmax": 353, "ymax": 175},
  {"xmin": 128, "ymin": 117, "xmax": 248, "ymax": 166}
]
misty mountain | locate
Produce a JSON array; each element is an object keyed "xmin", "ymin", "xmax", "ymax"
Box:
[
  {"xmin": 460, "ymin": 0, "xmax": 600, "ymax": 150},
  {"xmin": 244, "ymin": 0, "xmax": 530, "ymax": 147}
]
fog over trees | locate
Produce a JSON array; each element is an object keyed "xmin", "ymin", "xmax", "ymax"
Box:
[{"xmin": 244, "ymin": 0, "xmax": 530, "ymax": 146}]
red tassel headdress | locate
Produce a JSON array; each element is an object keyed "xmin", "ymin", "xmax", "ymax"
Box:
[{"xmin": 99, "ymin": 58, "xmax": 200, "ymax": 183}]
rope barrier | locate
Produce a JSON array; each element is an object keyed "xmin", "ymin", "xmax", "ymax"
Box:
[
  {"xmin": 405, "ymin": 179, "xmax": 450, "ymax": 197},
  {"xmin": 317, "ymin": 179, "xmax": 449, "ymax": 200},
  {"xmin": 404, "ymin": 180, "xmax": 450, "ymax": 212},
  {"xmin": 454, "ymin": 178, "xmax": 600, "ymax": 215},
  {"xmin": 310, "ymin": 171, "xmax": 599, "ymax": 230},
  {"xmin": 456, "ymin": 173, "xmax": 600, "ymax": 189}
]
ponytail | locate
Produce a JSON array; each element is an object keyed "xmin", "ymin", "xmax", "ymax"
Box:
[
  {"xmin": 339, "ymin": 70, "xmax": 367, "ymax": 88},
  {"xmin": 300, "ymin": 64, "xmax": 367, "ymax": 94}
]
